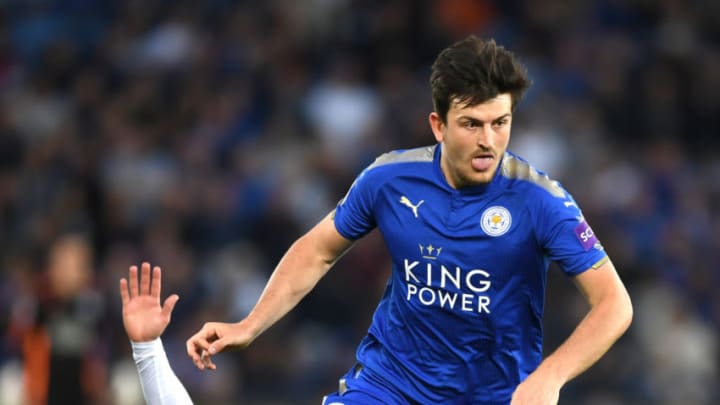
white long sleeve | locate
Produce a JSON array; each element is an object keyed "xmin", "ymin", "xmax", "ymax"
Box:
[{"xmin": 132, "ymin": 338, "xmax": 193, "ymax": 405}]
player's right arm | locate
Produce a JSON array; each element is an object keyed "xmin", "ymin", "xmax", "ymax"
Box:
[{"xmin": 186, "ymin": 211, "xmax": 354, "ymax": 370}]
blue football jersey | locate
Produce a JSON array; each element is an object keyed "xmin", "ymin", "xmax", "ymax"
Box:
[{"xmin": 332, "ymin": 144, "xmax": 608, "ymax": 404}]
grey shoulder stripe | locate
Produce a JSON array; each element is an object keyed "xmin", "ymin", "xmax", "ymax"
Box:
[
  {"xmin": 366, "ymin": 145, "xmax": 436, "ymax": 171},
  {"xmin": 501, "ymin": 154, "xmax": 566, "ymax": 198}
]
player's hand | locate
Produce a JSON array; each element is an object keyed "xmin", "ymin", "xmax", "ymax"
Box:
[
  {"xmin": 510, "ymin": 370, "xmax": 561, "ymax": 405},
  {"xmin": 119, "ymin": 263, "xmax": 179, "ymax": 342},
  {"xmin": 185, "ymin": 321, "xmax": 256, "ymax": 371}
]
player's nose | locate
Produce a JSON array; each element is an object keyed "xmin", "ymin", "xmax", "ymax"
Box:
[{"xmin": 475, "ymin": 125, "xmax": 493, "ymax": 148}]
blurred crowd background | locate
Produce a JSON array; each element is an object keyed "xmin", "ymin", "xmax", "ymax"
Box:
[{"xmin": 0, "ymin": 0, "xmax": 718, "ymax": 404}]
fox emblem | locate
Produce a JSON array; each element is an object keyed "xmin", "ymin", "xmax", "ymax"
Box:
[{"xmin": 399, "ymin": 196, "xmax": 424, "ymax": 218}]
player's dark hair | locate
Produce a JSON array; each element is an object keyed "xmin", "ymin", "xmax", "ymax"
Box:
[{"xmin": 430, "ymin": 36, "xmax": 531, "ymax": 123}]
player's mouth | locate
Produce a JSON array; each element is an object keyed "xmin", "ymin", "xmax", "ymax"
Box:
[{"xmin": 471, "ymin": 153, "xmax": 495, "ymax": 171}]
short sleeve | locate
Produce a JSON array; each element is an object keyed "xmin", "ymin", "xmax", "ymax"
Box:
[
  {"xmin": 333, "ymin": 169, "xmax": 378, "ymax": 240},
  {"xmin": 535, "ymin": 190, "xmax": 608, "ymax": 276}
]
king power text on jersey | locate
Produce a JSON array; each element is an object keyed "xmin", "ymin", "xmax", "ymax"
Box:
[{"xmin": 404, "ymin": 259, "xmax": 492, "ymax": 314}]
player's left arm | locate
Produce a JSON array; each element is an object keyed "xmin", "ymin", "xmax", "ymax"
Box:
[{"xmin": 511, "ymin": 259, "xmax": 632, "ymax": 405}]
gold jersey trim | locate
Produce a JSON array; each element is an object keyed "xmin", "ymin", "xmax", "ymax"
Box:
[
  {"xmin": 337, "ymin": 146, "xmax": 435, "ymax": 207},
  {"xmin": 366, "ymin": 145, "xmax": 436, "ymax": 171},
  {"xmin": 501, "ymin": 153, "xmax": 566, "ymax": 198},
  {"xmin": 591, "ymin": 255, "xmax": 609, "ymax": 269}
]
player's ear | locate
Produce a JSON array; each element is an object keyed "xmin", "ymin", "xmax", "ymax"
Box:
[{"xmin": 429, "ymin": 112, "xmax": 445, "ymax": 143}]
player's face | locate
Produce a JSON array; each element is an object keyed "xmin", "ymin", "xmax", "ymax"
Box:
[{"xmin": 429, "ymin": 94, "xmax": 513, "ymax": 188}]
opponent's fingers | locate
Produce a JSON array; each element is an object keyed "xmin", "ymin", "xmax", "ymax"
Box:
[
  {"xmin": 119, "ymin": 278, "xmax": 130, "ymax": 307},
  {"xmin": 129, "ymin": 266, "xmax": 139, "ymax": 298},
  {"xmin": 140, "ymin": 262, "xmax": 151, "ymax": 296},
  {"xmin": 162, "ymin": 294, "xmax": 179, "ymax": 318},
  {"xmin": 151, "ymin": 266, "xmax": 162, "ymax": 299}
]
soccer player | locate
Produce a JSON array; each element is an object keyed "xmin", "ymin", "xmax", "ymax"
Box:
[{"xmin": 183, "ymin": 36, "xmax": 633, "ymax": 404}]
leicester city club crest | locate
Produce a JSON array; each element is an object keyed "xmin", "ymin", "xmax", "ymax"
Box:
[{"xmin": 480, "ymin": 206, "xmax": 512, "ymax": 237}]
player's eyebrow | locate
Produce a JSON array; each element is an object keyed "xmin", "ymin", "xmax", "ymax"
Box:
[{"xmin": 457, "ymin": 113, "xmax": 511, "ymax": 125}]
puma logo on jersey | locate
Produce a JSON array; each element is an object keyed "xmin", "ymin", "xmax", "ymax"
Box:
[{"xmin": 399, "ymin": 196, "xmax": 424, "ymax": 218}]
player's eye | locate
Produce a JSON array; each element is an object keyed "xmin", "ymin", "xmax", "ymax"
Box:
[
  {"xmin": 493, "ymin": 119, "xmax": 508, "ymax": 128},
  {"xmin": 464, "ymin": 121, "xmax": 479, "ymax": 129}
]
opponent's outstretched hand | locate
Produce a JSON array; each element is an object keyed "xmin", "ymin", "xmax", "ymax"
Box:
[{"xmin": 120, "ymin": 263, "xmax": 179, "ymax": 342}]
